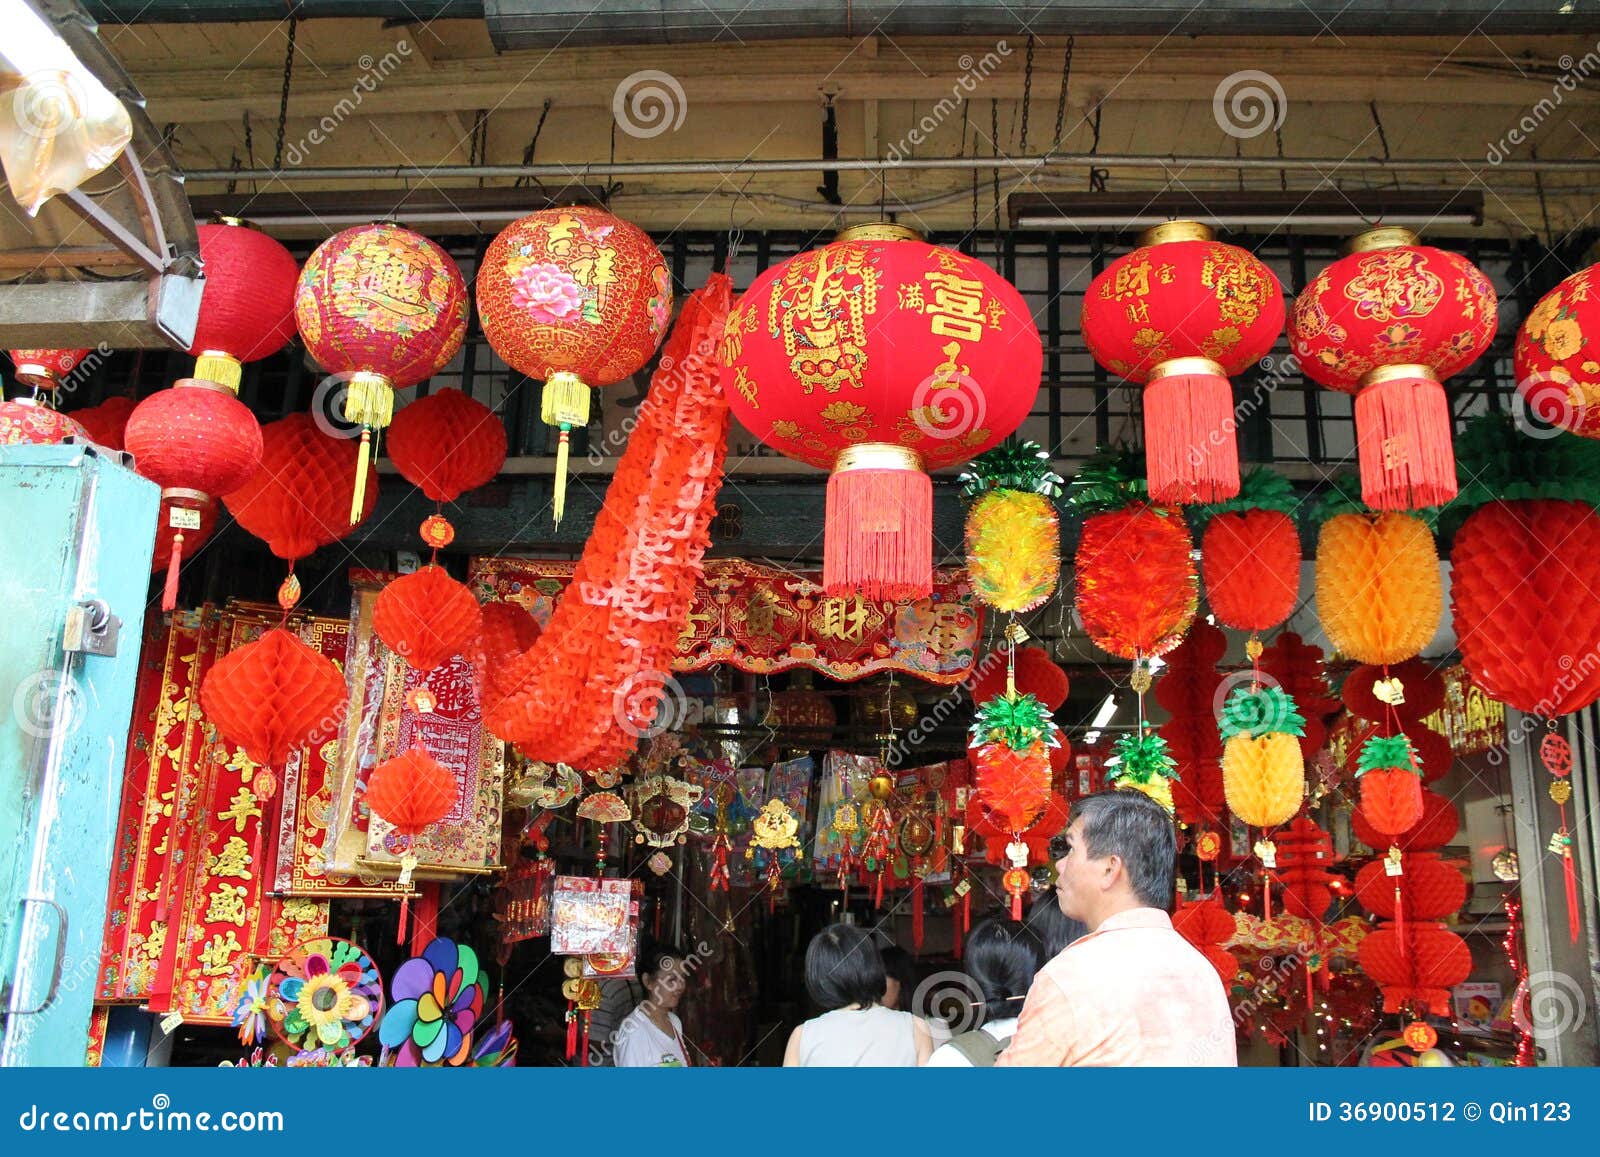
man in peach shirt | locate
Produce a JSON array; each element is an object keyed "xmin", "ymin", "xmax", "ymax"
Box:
[{"xmin": 996, "ymin": 790, "xmax": 1237, "ymax": 1067}]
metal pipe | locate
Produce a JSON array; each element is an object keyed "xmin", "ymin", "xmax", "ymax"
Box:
[{"xmin": 186, "ymin": 151, "xmax": 1600, "ymax": 184}]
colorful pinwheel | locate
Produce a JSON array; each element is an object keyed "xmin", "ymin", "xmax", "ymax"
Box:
[
  {"xmin": 378, "ymin": 937, "xmax": 486, "ymax": 1066},
  {"xmin": 270, "ymin": 938, "xmax": 383, "ymax": 1052},
  {"xmin": 231, "ymin": 963, "xmax": 272, "ymax": 1046}
]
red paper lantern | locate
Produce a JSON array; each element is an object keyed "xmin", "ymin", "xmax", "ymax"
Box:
[
  {"xmin": 1358, "ymin": 921, "xmax": 1471, "ymax": 1015},
  {"xmin": 969, "ymin": 646, "xmax": 1070, "ymax": 712},
  {"xmin": 966, "ymin": 791, "xmax": 1069, "ymax": 870},
  {"xmin": 1353, "ymin": 787, "xmax": 1459, "ymax": 854},
  {"xmin": 972, "ymin": 742, "xmax": 1053, "ymax": 837},
  {"xmin": 69, "ymin": 395, "xmax": 135, "ymax": 450},
  {"xmin": 1277, "ymin": 816, "xmax": 1335, "ymax": 921},
  {"xmin": 1342, "ymin": 659, "xmax": 1446, "ymax": 722},
  {"xmin": 1289, "ymin": 228, "xmax": 1498, "ymax": 510},
  {"xmin": 198, "ymin": 627, "xmax": 346, "ymax": 768},
  {"xmin": 1172, "ymin": 898, "xmax": 1238, "ymax": 983},
  {"xmin": 1157, "ymin": 623, "xmax": 1228, "ymax": 829},
  {"xmin": 387, "ymin": 387, "xmax": 507, "ymax": 506},
  {"xmin": 124, "ymin": 378, "xmax": 264, "ymax": 609},
  {"xmin": 296, "ymin": 223, "xmax": 469, "ymax": 522},
  {"xmin": 1355, "ymin": 851, "xmax": 1467, "ymax": 921},
  {"xmin": 0, "ymin": 399, "xmax": 85, "ymax": 445},
  {"xmin": 1202, "ymin": 509, "xmax": 1300, "ymax": 633},
  {"xmin": 476, "ymin": 207, "xmax": 670, "ymax": 525},
  {"xmin": 365, "ymin": 744, "xmax": 458, "ymax": 835},
  {"xmin": 1258, "ymin": 632, "xmax": 1338, "ymax": 758},
  {"xmin": 189, "ymin": 220, "xmax": 300, "ymax": 390},
  {"xmin": 373, "ymin": 566, "xmax": 483, "ymax": 673},
  {"xmin": 224, "ymin": 413, "xmax": 378, "ymax": 563},
  {"xmin": 1359, "ymin": 769, "xmax": 1425, "ymax": 837},
  {"xmin": 1081, "ymin": 222, "xmax": 1285, "ymax": 503},
  {"xmin": 1075, "ymin": 504, "xmax": 1198, "ymax": 658},
  {"xmin": 720, "ymin": 223, "xmax": 1041, "ymax": 601},
  {"xmin": 1514, "ymin": 264, "xmax": 1600, "ymax": 438},
  {"xmin": 1451, "ymin": 498, "xmax": 1600, "ymax": 716},
  {"xmin": 8, "ymin": 348, "xmax": 90, "ymax": 390}
]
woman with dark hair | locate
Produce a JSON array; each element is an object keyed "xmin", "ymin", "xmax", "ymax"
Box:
[
  {"xmin": 782, "ymin": 924, "xmax": 933, "ymax": 1066},
  {"xmin": 1025, "ymin": 882, "xmax": 1089, "ymax": 960},
  {"xmin": 613, "ymin": 942, "xmax": 692, "ymax": 1067},
  {"xmin": 924, "ymin": 917, "xmax": 1043, "ymax": 1066}
]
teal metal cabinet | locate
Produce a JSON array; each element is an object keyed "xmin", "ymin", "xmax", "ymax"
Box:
[{"xmin": 0, "ymin": 444, "xmax": 158, "ymax": 1065}]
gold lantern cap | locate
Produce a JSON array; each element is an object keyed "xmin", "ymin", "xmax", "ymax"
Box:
[
  {"xmin": 834, "ymin": 442, "xmax": 924, "ymax": 474},
  {"xmin": 1137, "ymin": 220, "xmax": 1214, "ymax": 247},
  {"xmin": 835, "ymin": 222, "xmax": 923, "ymax": 243},
  {"xmin": 1342, "ymin": 225, "xmax": 1419, "ymax": 255}
]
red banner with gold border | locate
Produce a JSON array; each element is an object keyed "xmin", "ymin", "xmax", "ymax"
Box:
[{"xmin": 470, "ymin": 557, "xmax": 980, "ymax": 685}]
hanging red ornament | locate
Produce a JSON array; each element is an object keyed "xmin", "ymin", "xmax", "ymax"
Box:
[
  {"xmin": 188, "ymin": 219, "xmax": 300, "ymax": 390},
  {"xmin": 69, "ymin": 395, "xmax": 135, "ymax": 450},
  {"xmin": 1514, "ymin": 263, "xmax": 1600, "ymax": 438},
  {"xmin": 1257, "ymin": 631, "xmax": 1338, "ymax": 758},
  {"xmin": 1075, "ymin": 503, "xmax": 1197, "ymax": 659},
  {"xmin": 474, "ymin": 600, "xmax": 542, "ymax": 715},
  {"xmin": 1355, "ymin": 851, "xmax": 1466, "ymax": 920},
  {"xmin": 1276, "ymin": 816, "xmax": 1335, "ymax": 921},
  {"xmin": 124, "ymin": 379, "xmax": 263, "ymax": 610},
  {"xmin": 720, "ymin": 222, "xmax": 1041, "ymax": 600},
  {"xmin": 1081, "ymin": 222, "xmax": 1284, "ymax": 503},
  {"xmin": 150, "ymin": 496, "xmax": 218, "ymax": 611},
  {"xmin": 1355, "ymin": 734, "xmax": 1426, "ymax": 837},
  {"xmin": 1171, "ymin": 897, "xmax": 1238, "ymax": 982},
  {"xmin": 1158, "ymin": 623, "xmax": 1228, "ymax": 830},
  {"xmin": 198, "ymin": 628, "xmax": 346, "ymax": 768},
  {"xmin": 366, "ymin": 744, "xmax": 459, "ymax": 835},
  {"xmin": 387, "ymin": 387, "xmax": 508, "ymax": 505},
  {"xmin": 1197, "ymin": 468, "xmax": 1302, "ymax": 634},
  {"xmin": 1352, "ymin": 786, "xmax": 1459, "ymax": 853},
  {"xmin": 1289, "ymin": 227, "xmax": 1498, "ymax": 510},
  {"xmin": 296, "ymin": 223, "xmax": 468, "ymax": 522},
  {"xmin": 476, "ymin": 207, "xmax": 671, "ymax": 526},
  {"xmin": 1358, "ymin": 921, "xmax": 1471, "ymax": 1016},
  {"xmin": 0, "ymin": 398, "xmax": 85, "ymax": 445},
  {"xmin": 8, "ymin": 347, "xmax": 90, "ymax": 390},
  {"xmin": 373, "ymin": 565, "xmax": 484, "ymax": 674}
]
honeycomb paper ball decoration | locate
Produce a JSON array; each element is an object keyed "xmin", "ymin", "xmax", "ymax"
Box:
[
  {"xmin": 374, "ymin": 566, "xmax": 484, "ymax": 672},
  {"xmin": 198, "ymin": 628, "xmax": 347, "ymax": 768},
  {"xmin": 1315, "ymin": 512, "xmax": 1441, "ymax": 664},
  {"xmin": 1221, "ymin": 732, "xmax": 1305, "ymax": 828}
]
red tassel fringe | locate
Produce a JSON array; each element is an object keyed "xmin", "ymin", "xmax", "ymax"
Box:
[
  {"xmin": 1355, "ymin": 372, "xmax": 1457, "ymax": 511},
  {"xmin": 1143, "ymin": 369, "xmax": 1240, "ymax": 504},
  {"xmin": 162, "ymin": 530, "xmax": 184, "ymax": 612},
  {"xmin": 1564, "ymin": 849, "xmax": 1580, "ymax": 944},
  {"xmin": 824, "ymin": 465, "xmax": 932, "ymax": 602}
]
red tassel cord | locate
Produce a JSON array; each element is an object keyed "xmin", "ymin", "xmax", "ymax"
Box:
[
  {"xmin": 410, "ymin": 882, "xmax": 440, "ymax": 956},
  {"xmin": 565, "ymin": 1005, "xmax": 578, "ymax": 1060},
  {"xmin": 162, "ymin": 529, "xmax": 185, "ymax": 612},
  {"xmin": 708, "ymin": 831, "xmax": 731, "ymax": 892},
  {"xmin": 823, "ymin": 457, "xmax": 934, "ymax": 602},
  {"xmin": 911, "ymin": 875, "xmax": 925, "ymax": 953},
  {"xmin": 1562, "ymin": 836, "xmax": 1581, "ymax": 944},
  {"xmin": 1142, "ymin": 362, "xmax": 1241, "ymax": 504}
]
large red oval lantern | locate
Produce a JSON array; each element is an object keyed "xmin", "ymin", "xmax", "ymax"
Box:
[
  {"xmin": 296, "ymin": 223, "xmax": 469, "ymax": 522},
  {"xmin": 386, "ymin": 387, "xmax": 507, "ymax": 504},
  {"xmin": 476, "ymin": 207, "xmax": 671, "ymax": 526},
  {"xmin": 189, "ymin": 219, "xmax": 300, "ymax": 390},
  {"xmin": 1515, "ymin": 264, "xmax": 1600, "ymax": 438},
  {"xmin": 1081, "ymin": 222, "xmax": 1284, "ymax": 504},
  {"xmin": 1289, "ymin": 227, "xmax": 1498, "ymax": 510},
  {"xmin": 720, "ymin": 223, "xmax": 1042, "ymax": 601}
]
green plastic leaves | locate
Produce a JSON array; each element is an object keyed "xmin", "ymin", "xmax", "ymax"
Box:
[
  {"xmin": 970, "ymin": 691, "xmax": 1061, "ymax": 751},
  {"xmin": 1450, "ymin": 412, "xmax": 1600, "ymax": 513},
  {"xmin": 1064, "ymin": 445, "xmax": 1149, "ymax": 515},
  {"xmin": 1193, "ymin": 467, "xmax": 1301, "ymax": 523},
  {"xmin": 1356, "ymin": 733, "xmax": 1421, "ymax": 777},
  {"xmin": 959, "ymin": 438, "xmax": 1064, "ymax": 500},
  {"xmin": 1108, "ymin": 729, "xmax": 1178, "ymax": 785},
  {"xmin": 1219, "ymin": 684, "xmax": 1306, "ymax": 740}
]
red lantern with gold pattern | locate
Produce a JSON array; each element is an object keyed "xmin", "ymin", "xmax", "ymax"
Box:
[
  {"xmin": 1290, "ymin": 228, "xmax": 1498, "ymax": 510},
  {"xmin": 721, "ymin": 223, "xmax": 1041, "ymax": 601},
  {"xmin": 0, "ymin": 398, "xmax": 85, "ymax": 445},
  {"xmin": 189, "ymin": 220, "xmax": 300, "ymax": 391},
  {"xmin": 476, "ymin": 207, "xmax": 671, "ymax": 526},
  {"xmin": 1514, "ymin": 264, "xmax": 1600, "ymax": 438},
  {"xmin": 8, "ymin": 348, "xmax": 90, "ymax": 391},
  {"xmin": 296, "ymin": 223, "xmax": 469, "ymax": 522},
  {"xmin": 1081, "ymin": 222, "xmax": 1285, "ymax": 504}
]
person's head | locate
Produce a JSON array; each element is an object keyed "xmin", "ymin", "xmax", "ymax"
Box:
[
  {"xmin": 638, "ymin": 942, "xmax": 689, "ymax": 1011},
  {"xmin": 964, "ymin": 917, "xmax": 1043, "ymax": 1024},
  {"xmin": 879, "ymin": 945, "xmax": 914, "ymax": 1010},
  {"xmin": 1024, "ymin": 890, "xmax": 1088, "ymax": 960},
  {"xmin": 1053, "ymin": 790, "xmax": 1176, "ymax": 929},
  {"xmin": 804, "ymin": 924, "xmax": 886, "ymax": 1012}
]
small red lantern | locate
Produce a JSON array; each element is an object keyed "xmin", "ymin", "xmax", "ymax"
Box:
[
  {"xmin": 1356, "ymin": 851, "xmax": 1467, "ymax": 921},
  {"xmin": 1353, "ymin": 786, "xmax": 1459, "ymax": 853},
  {"xmin": 1081, "ymin": 222, "xmax": 1284, "ymax": 503},
  {"xmin": 373, "ymin": 565, "xmax": 483, "ymax": 673},
  {"xmin": 1514, "ymin": 264, "xmax": 1600, "ymax": 437},
  {"xmin": 198, "ymin": 627, "xmax": 346, "ymax": 768},
  {"xmin": 1277, "ymin": 816, "xmax": 1335, "ymax": 921},
  {"xmin": 722, "ymin": 223, "xmax": 1041, "ymax": 600},
  {"xmin": 124, "ymin": 379, "xmax": 263, "ymax": 610},
  {"xmin": 476, "ymin": 207, "xmax": 671, "ymax": 526},
  {"xmin": 0, "ymin": 398, "xmax": 85, "ymax": 445},
  {"xmin": 296, "ymin": 223, "xmax": 469, "ymax": 522},
  {"xmin": 1290, "ymin": 227, "xmax": 1498, "ymax": 510},
  {"xmin": 189, "ymin": 220, "xmax": 300, "ymax": 390},
  {"xmin": 366, "ymin": 744, "xmax": 458, "ymax": 835},
  {"xmin": 69, "ymin": 395, "xmax": 135, "ymax": 450},
  {"xmin": 1171, "ymin": 898, "xmax": 1238, "ymax": 982},
  {"xmin": 387, "ymin": 387, "xmax": 507, "ymax": 505},
  {"xmin": 1358, "ymin": 921, "xmax": 1471, "ymax": 1016},
  {"xmin": 969, "ymin": 646, "xmax": 1069, "ymax": 712},
  {"xmin": 223, "ymin": 413, "xmax": 377, "ymax": 606},
  {"xmin": 8, "ymin": 348, "xmax": 91, "ymax": 391}
]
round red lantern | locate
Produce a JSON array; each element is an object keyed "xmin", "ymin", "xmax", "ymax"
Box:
[
  {"xmin": 190, "ymin": 219, "xmax": 300, "ymax": 391},
  {"xmin": 476, "ymin": 207, "xmax": 671, "ymax": 526},
  {"xmin": 199, "ymin": 627, "xmax": 347, "ymax": 768},
  {"xmin": 1290, "ymin": 227, "xmax": 1498, "ymax": 510},
  {"xmin": 366, "ymin": 744, "xmax": 458, "ymax": 836},
  {"xmin": 1081, "ymin": 222, "xmax": 1285, "ymax": 504},
  {"xmin": 69, "ymin": 395, "xmax": 135, "ymax": 450},
  {"xmin": 0, "ymin": 398, "xmax": 85, "ymax": 445},
  {"xmin": 373, "ymin": 565, "xmax": 483, "ymax": 673},
  {"xmin": 721, "ymin": 223, "xmax": 1041, "ymax": 600},
  {"xmin": 224, "ymin": 413, "xmax": 377, "ymax": 605},
  {"xmin": 1353, "ymin": 786, "xmax": 1459, "ymax": 854},
  {"xmin": 296, "ymin": 223, "xmax": 469, "ymax": 522},
  {"xmin": 387, "ymin": 387, "xmax": 507, "ymax": 506},
  {"xmin": 1356, "ymin": 851, "xmax": 1467, "ymax": 921},
  {"xmin": 8, "ymin": 348, "xmax": 91, "ymax": 391},
  {"xmin": 124, "ymin": 378, "xmax": 263, "ymax": 609},
  {"xmin": 1358, "ymin": 921, "xmax": 1471, "ymax": 1015},
  {"xmin": 1514, "ymin": 264, "xmax": 1600, "ymax": 437}
]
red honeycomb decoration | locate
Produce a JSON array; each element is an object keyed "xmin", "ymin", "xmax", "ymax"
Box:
[
  {"xmin": 198, "ymin": 628, "xmax": 346, "ymax": 769},
  {"xmin": 374, "ymin": 566, "xmax": 483, "ymax": 674}
]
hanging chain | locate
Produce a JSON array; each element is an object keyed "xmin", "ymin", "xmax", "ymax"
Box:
[
  {"xmin": 272, "ymin": 17, "xmax": 298, "ymax": 170},
  {"xmin": 1048, "ymin": 36, "xmax": 1073, "ymax": 154},
  {"xmin": 990, "ymin": 99, "xmax": 1002, "ymax": 265},
  {"xmin": 1087, "ymin": 102, "xmax": 1107, "ymax": 192},
  {"xmin": 1018, "ymin": 34, "xmax": 1035, "ymax": 156}
]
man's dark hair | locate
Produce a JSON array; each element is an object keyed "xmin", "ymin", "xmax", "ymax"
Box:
[
  {"xmin": 1067, "ymin": 789, "xmax": 1177, "ymax": 911},
  {"xmin": 804, "ymin": 923, "xmax": 887, "ymax": 1011},
  {"xmin": 964, "ymin": 917, "xmax": 1044, "ymax": 1024},
  {"xmin": 879, "ymin": 944, "xmax": 915, "ymax": 991}
]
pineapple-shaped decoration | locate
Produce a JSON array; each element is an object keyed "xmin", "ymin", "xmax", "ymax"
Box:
[
  {"xmin": 1355, "ymin": 733, "xmax": 1425, "ymax": 837},
  {"xmin": 959, "ymin": 439, "xmax": 1063, "ymax": 614},
  {"xmin": 1219, "ymin": 683, "xmax": 1307, "ymax": 831},
  {"xmin": 1196, "ymin": 468, "xmax": 1302, "ymax": 646},
  {"xmin": 1106, "ymin": 728, "xmax": 1178, "ymax": 815}
]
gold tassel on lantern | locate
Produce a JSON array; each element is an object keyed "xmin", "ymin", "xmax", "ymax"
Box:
[
  {"xmin": 541, "ymin": 370, "xmax": 591, "ymax": 527},
  {"xmin": 344, "ymin": 371, "xmax": 395, "ymax": 524}
]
